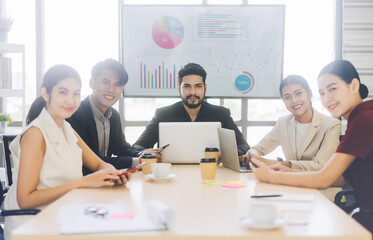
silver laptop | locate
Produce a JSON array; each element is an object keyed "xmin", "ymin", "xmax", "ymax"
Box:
[
  {"xmin": 159, "ymin": 122, "xmax": 221, "ymax": 164},
  {"xmin": 218, "ymin": 128, "xmax": 251, "ymax": 172}
]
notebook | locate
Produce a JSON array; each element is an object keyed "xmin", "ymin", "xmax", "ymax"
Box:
[
  {"xmin": 218, "ymin": 128, "xmax": 251, "ymax": 172},
  {"xmin": 159, "ymin": 122, "xmax": 221, "ymax": 164}
]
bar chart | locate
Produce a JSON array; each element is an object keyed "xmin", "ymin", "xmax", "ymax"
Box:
[{"xmin": 139, "ymin": 61, "xmax": 182, "ymax": 90}]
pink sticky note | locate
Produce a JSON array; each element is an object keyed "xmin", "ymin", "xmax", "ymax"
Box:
[
  {"xmin": 110, "ymin": 214, "xmax": 135, "ymax": 220},
  {"xmin": 221, "ymin": 184, "xmax": 246, "ymax": 189}
]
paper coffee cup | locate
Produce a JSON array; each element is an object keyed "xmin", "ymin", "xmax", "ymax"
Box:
[
  {"xmin": 140, "ymin": 153, "xmax": 157, "ymax": 175},
  {"xmin": 205, "ymin": 147, "xmax": 219, "ymax": 164},
  {"xmin": 200, "ymin": 158, "xmax": 217, "ymax": 180}
]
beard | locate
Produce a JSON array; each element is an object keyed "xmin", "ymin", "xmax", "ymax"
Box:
[{"xmin": 181, "ymin": 94, "xmax": 204, "ymax": 109}]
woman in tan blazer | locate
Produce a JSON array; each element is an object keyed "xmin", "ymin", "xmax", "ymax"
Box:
[{"xmin": 246, "ymin": 75, "xmax": 341, "ymax": 172}]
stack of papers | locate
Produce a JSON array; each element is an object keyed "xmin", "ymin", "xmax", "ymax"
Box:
[{"xmin": 56, "ymin": 200, "xmax": 175, "ymax": 234}]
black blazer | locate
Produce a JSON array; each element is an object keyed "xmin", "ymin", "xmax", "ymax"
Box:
[
  {"xmin": 67, "ymin": 97, "xmax": 140, "ymax": 174},
  {"xmin": 133, "ymin": 101, "xmax": 250, "ymax": 155}
]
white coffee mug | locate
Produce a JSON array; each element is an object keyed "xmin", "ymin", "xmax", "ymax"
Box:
[
  {"xmin": 249, "ymin": 203, "xmax": 278, "ymax": 224},
  {"xmin": 151, "ymin": 163, "xmax": 171, "ymax": 178}
]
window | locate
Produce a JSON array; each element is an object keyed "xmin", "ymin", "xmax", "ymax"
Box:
[
  {"xmin": 44, "ymin": 0, "xmax": 118, "ymax": 98},
  {"xmin": 6, "ymin": 0, "xmax": 36, "ymax": 125}
]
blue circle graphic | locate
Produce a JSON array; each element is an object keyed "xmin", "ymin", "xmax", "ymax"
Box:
[{"xmin": 233, "ymin": 72, "xmax": 254, "ymax": 93}]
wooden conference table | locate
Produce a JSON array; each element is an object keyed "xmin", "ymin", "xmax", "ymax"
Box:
[{"xmin": 12, "ymin": 165, "xmax": 371, "ymax": 240}]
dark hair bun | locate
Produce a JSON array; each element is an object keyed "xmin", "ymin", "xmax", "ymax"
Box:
[{"xmin": 359, "ymin": 83, "xmax": 369, "ymax": 99}]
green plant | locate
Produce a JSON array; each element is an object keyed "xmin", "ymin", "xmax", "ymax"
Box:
[
  {"xmin": 0, "ymin": 113, "xmax": 13, "ymax": 124},
  {"xmin": 0, "ymin": 16, "xmax": 13, "ymax": 32}
]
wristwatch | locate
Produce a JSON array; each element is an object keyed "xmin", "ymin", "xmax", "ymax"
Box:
[{"xmin": 277, "ymin": 157, "xmax": 283, "ymax": 162}]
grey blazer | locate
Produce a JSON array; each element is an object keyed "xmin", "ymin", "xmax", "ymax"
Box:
[{"xmin": 249, "ymin": 109, "xmax": 341, "ymax": 171}]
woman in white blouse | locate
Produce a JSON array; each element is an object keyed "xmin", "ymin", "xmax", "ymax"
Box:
[
  {"xmin": 245, "ymin": 75, "xmax": 341, "ymax": 172},
  {"xmin": 4, "ymin": 65, "xmax": 130, "ymax": 240}
]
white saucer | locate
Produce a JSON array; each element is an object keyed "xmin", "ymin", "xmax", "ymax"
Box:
[
  {"xmin": 144, "ymin": 174, "xmax": 176, "ymax": 182},
  {"xmin": 241, "ymin": 218, "xmax": 285, "ymax": 230}
]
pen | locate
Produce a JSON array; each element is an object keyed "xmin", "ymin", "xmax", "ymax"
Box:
[
  {"xmin": 0, "ymin": 209, "xmax": 41, "ymax": 216},
  {"xmin": 250, "ymin": 194, "xmax": 282, "ymax": 198}
]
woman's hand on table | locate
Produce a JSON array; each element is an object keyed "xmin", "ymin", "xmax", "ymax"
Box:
[
  {"xmin": 270, "ymin": 163, "xmax": 293, "ymax": 172},
  {"xmin": 80, "ymin": 168, "xmax": 132, "ymax": 188},
  {"xmin": 249, "ymin": 157, "xmax": 273, "ymax": 183}
]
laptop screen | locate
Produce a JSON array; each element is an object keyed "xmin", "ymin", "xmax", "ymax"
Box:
[{"xmin": 159, "ymin": 122, "xmax": 221, "ymax": 164}]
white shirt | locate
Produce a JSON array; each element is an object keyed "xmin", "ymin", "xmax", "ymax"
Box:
[
  {"xmin": 4, "ymin": 108, "xmax": 83, "ymax": 240},
  {"xmin": 295, "ymin": 121, "xmax": 311, "ymax": 160}
]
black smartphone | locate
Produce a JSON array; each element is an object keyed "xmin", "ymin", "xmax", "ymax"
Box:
[
  {"xmin": 156, "ymin": 144, "xmax": 170, "ymax": 154},
  {"xmin": 248, "ymin": 153, "xmax": 259, "ymax": 168}
]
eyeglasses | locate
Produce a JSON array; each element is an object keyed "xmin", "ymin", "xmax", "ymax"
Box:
[{"xmin": 84, "ymin": 206, "xmax": 108, "ymax": 218}]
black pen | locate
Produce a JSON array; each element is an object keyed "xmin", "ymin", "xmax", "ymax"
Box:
[{"xmin": 250, "ymin": 194, "xmax": 282, "ymax": 198}]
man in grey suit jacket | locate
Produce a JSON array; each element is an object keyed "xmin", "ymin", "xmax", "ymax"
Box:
[{"xmin": 133, "ymin": 63, "xmax": 250, "ymax": 155}]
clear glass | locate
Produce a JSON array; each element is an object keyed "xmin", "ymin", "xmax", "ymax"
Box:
[{"xmin": 44, "ymin": 0, "xmax": 118, "ymax": 99}]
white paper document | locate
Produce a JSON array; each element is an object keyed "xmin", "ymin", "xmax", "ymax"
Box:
[{"xmin": 56, "ymin": 200, "xmax": 175, "ymax": 234}]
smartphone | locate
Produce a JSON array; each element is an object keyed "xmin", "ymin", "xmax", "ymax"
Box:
[
  {"xmin": 248, "ymin": 153, "xmax": 259, "ymax": 168},
  {"xmin": 118, "ymin": 162, "xmax": 147, "ymax": 176},
  {"xmin": 156, "ymin": 144, "xmax": 170, "ymax": 154}
]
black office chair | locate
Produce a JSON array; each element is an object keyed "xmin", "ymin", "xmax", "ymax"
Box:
[
  {"xmin": 1, "ymin": 135, "xmax": 16, "ymax": 188},
  {"xmin": 333, "ymin": 134, "xmax": 356, "ymax": 213},
  {"xmin": 334, "ymin": 186, "xmax": 356, "ymax": 213},
  {"xmin": 0, "ymin": 135, "xmax": 40, "ymax": 240}
]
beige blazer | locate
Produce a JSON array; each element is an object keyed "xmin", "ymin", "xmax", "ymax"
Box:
[{"xmin": 250, "ymin": 109, "xmax": 341, "ymax": 171}]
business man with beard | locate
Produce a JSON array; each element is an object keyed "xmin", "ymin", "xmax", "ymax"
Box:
[{"xmin": 133, "ymin": 63, "xmax": 250, "ymax": 155}]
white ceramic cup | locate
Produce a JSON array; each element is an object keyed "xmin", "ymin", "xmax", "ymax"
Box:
[
  {"xmin": 151, "ymin": 163, "xmax": 171, "ymax": 178},
  {"xmin": 250, "ymin": 203, "xmax": 278, "ymax": 224}
]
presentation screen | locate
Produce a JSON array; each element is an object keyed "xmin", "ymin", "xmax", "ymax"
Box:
[{"xmin": 121, "ymin": 5, "xmax": 285, "ymax": 98}]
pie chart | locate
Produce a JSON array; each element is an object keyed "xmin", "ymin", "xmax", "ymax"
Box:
[
  {"xmin": 152, "ymin": 16, "xmax": 184, "ymax": 49},
  {"xmin": 233, "ymin": 71, "xmax": 255, "ymax": 93}
]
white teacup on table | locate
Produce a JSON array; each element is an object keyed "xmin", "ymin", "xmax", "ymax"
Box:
[
  {"xmin": 250, "ymin": 203, "xmax": 278, "ymax": 224},
  {"xmin": 151, "ymin": 163, "xmax": 171, "ymax": 178},
  {"xmin": 241, "ymin": 203, "xmax": 284, "ymax": 230}
]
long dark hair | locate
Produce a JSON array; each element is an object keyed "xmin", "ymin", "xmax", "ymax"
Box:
[
  {"xmin": 26, "ymin": 65, "xmax": 81, "ymax": 125},
  {"xmin": 318, "ymin": 60, "xmax": 369, "ymax": 99}
]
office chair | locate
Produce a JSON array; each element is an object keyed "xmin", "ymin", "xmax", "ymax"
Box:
[
  {"xmin": 333, "ymin": 134, "xmax": 356, "ymax": 213},
  {"xmin": 334, "ymin": 186, "xmax": 356, "ymax": 213},
  {"xmin": 1, "ymin": 135, "xmax": 17, "ymax": 187},
  {"xmin": 0, "ymin": 135, "xmax": 40, "ymax": 240}
]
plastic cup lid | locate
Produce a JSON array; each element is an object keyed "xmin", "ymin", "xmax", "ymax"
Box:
[
  {"xmin": 200, "ymin": 158, "xmax": 217, "ymax": 163},
  {"xmin": 205, "ymin": 147, "xmax": 219, "ymax": 152},
  {"xmin": 141, "ymin": 153, "xmax": 157, "ymax": 159}
]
